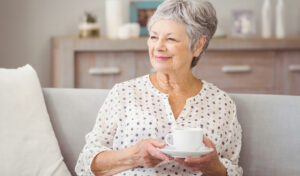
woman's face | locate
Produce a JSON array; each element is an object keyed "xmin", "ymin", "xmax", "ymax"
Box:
[{"xmin": 148, "ymin": 19, "xmax": 200, "ymax": 74}]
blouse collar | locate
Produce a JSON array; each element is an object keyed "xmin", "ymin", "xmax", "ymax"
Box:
[{"xmin": 145, "ymin": 74, "xmax": 208, "ymax": 104}]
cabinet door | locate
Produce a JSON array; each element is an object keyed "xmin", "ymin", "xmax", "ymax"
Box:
[
  {"xmin": 281, "ymin": 51, "xmax": 300, "ymax": 95},
  {"xmin": 75, "ymin": 51, "xmax": 136, "ymax": 89},
  {"xmin": 192, "ymin": 51, "xmax": 276, "ymax": 94}
]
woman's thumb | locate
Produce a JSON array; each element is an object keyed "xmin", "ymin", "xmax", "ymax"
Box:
[{"xmin": 203, "ymin": 136, "xmax": 215, "ymax": 148}]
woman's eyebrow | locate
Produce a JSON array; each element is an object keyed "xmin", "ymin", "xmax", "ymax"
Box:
[
  {"xmin": 150, "ymin": 31, "xmax": 176, "ymax": 36},
  {"xmin": 150, "ymin": 31, "xmax": 158, "ymax": 35},
  {"xmin": 166, "ymin": 33, "xmax": 176, "ymax": 36}
]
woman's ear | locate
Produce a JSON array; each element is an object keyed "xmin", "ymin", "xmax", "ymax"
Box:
[{"xmin": 193, "ymin": 36, "xmax": 207, "ymax": 57}]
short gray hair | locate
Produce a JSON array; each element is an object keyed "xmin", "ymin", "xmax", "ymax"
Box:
[{"xmin": 147, "ymin": 0, "xmax": 218, "ymax": 68}]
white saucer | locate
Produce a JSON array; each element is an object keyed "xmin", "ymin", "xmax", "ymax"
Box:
[{"xmin": 158, "ymin": 146, "xmax": 213, "ymax": 158}]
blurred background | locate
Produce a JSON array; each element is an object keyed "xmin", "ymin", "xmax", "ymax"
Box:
[{"xmin": 0, "ymin": 0, "xmax": 299, "ymax": 94}]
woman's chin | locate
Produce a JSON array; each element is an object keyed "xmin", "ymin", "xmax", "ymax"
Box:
[
  {"xmin": 152, "ymin": 66, "xmax": 173, "ymax": 74},
  {"xmin": 150, "ymin": 59, "xmax": 174, "ymax": 73}
]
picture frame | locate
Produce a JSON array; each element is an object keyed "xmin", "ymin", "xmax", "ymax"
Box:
[
  {"xmin": 231, "ymin": 10, "xmax": 256, "ymax": 37},
  {"xmin": 130, "ymin": 0, "xmax": 162, "ymax": 36}
]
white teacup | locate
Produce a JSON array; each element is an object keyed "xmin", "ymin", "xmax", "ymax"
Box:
[{"xmin": 165, "ymin": 128, "xmax": 204, "ymax": 151}]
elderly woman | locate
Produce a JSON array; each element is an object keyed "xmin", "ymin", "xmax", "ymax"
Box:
[{"xmin": 75, "ymin": 0, "xmax": 242, "ymax": 175}]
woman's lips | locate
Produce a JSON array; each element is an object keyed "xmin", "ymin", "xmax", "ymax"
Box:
[{"xmin": 155, "ymin": 56, "xmax": 171, "ymax": 61}]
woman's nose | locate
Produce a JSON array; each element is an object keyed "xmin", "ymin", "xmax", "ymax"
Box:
[{"xmin": 155, "ymin": 39, "xmax": 166, "ymax": 51}]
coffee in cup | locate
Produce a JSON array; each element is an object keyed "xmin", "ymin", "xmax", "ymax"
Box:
[{"xmin": 165, "ymin": 128, "xmax": 204, "ymax": 151}]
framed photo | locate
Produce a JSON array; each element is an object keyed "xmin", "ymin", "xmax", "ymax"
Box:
[
  {"xmin": 130, "ymin": 0, "xmax": 162, "ymax": 36},
  {"xmin": 231, "ymin": 10, "xmax": 256, "ymax": 37}
]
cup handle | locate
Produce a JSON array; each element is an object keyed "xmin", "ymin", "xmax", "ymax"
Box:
[{"xmin": 165, "ymin": 133, "xmax": 174, "ymax": 147}]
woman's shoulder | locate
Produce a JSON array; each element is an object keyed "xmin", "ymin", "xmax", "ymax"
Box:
[
  {"xmin": 201, "ymin": 80, "xmax": 235, "ymax": 105},
  {"xmin": 113, "ymin": 75, "xmax": 150, "ymax": 91}
]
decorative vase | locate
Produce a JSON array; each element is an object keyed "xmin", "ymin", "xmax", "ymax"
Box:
[
  {"xmin": 275, "ymin": 0, "xmax": 285, "ymax": 38},
  {"xmin": 105, "ymin": 0, "xmax": 123, "ymax": 39},
  {"xmin": 261, "ymin": 0, "xmax": 272, "ymax": 38}
]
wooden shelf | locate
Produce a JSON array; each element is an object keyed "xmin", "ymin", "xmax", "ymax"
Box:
[
  {"xmin": 52, "ymin": 36, "xmax": 300, "ymax": 51},
  {"xmin": 51, "ymin": 36, "xmax": 300, "ymax": 95}
]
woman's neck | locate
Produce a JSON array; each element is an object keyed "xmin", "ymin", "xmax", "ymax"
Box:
[{"xmin": 151, "ymin": 71, "xmax": 201, "ymax": 95}]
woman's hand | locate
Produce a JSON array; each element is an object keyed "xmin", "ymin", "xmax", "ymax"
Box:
[
  {"xmin": 132, "ymin": 138, "xmax": 172, "ymax": 168},
  {"xmin": 91, "ymin": 138, "xmax": 171, "ymax": 176},
  {"xmin": 174, "ymin": 136, "xmax": 227, "ymax": 176}
]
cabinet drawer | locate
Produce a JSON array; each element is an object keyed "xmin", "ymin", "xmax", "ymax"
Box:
[
  {"xmin": 193, "ymin": 51, "xmax": 276, "ymax": 93},
  {"xmin": 75, "ymin": 52, "xmax": 136, "ymax": 88},
  {"xmin": 280, "ymin": 51, "xmax": 300, "ymax": 95}
]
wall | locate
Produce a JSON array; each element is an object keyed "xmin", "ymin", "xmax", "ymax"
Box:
[
  {"xmin": 0, "ymin": 0, "xmax": 299, "ymax": 87},
  {"xmin": 210, "ymin": 0, "xmax": 300, "ymax": 37}
]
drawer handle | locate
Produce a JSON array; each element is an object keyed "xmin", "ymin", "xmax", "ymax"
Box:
[
  {"xmin": 289, "ymin": 65, "xmax": 300, "ymax": 72},
  {"xmin": 222, "ymin": 65, "xmax": 251, "ymax": 73},
  {"xmin": 88, "ymin": 67, "xmax": 121, "ymax": 75}
]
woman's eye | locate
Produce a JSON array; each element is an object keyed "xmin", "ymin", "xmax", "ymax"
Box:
[
  {"xmin": 167, "ymin": 38, "xmax": 176, "ymax": 41},
  {"xmin": 150, "ymin": 36, "xmax": 158, "ymax": 40}
]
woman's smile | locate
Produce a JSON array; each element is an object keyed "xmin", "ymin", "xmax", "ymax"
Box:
[{"xmin": 155, "ymin": 55, "xmax": 171, "ymax": 61}]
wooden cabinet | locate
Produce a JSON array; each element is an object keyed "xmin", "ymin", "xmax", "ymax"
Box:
[
  {"xmin": 279, "ymin": 51, "xmax": 300, "ymax": 94},
  {"xmin": 52, "ymin": 36, "xmax": 300, "ymax": 95},
  {"xmin": 193, "ymin": 51, "xmax": 276, "ymax": 94},
  {"xmin": 74, "ymin": 51, "xmax": 152, "ymax": 89}
]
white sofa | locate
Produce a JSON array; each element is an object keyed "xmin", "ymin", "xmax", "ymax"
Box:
[{"xmin": 43, "ymin": 88, "xmax": 300, "ymax": 176}]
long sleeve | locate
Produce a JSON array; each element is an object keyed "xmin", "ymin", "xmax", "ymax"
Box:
[
  {"xmin": 219, "ymin": 102, "xmax": 243, "ymax": 176},
  {"xmin": 75, "ymin": 85, "xmax": 121, "ymax": 176}
]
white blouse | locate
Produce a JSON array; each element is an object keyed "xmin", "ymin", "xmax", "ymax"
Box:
[{"xmin": 75, "ymin": 75, "xmax": 243, "ymax": 176}]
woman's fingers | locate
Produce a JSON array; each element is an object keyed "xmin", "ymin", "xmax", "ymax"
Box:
[
  {"xmin": 173, "ymin": 137, "xmax": 219, "ymax": 171},
  {"xmin": 150, "ymin": 139, "xmax": 166, "ymax": 148},
  {"xmin": 149, "ymin": 139, "xmax": 174, "ymax": 160},
  {"xmin": 173, "ymin": 138, "xmax": 226, "ymax": 175},
  {"xmin": 148, "ymin": 145, "xmax": 169, "ymax": 161},
  {"xmin": 203, "ymin": 136, "xmax": 216, "ymax": 150},
  {"xmin": 174, "ymin": 158, "xmax": 185, "ymax": 165},
  {"xmin": 135, "ymin": 138, "xmax": 172, "ymax": 168},
  {"xmin": 184, "ymin": 154, "xmax": 211, "ymax": 164},
  {"xmin": 146, "ymin": 139, "xmax": 170, "ymax": 160}
]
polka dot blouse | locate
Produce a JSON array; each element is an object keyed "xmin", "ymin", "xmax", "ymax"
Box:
[{"xmin": 75, "ymin": 75, "xmax": 243, "ymax": 176}]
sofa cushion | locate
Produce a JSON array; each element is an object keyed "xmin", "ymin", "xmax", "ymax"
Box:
[
  {"xmin": 43, "ymin": 88, "xmax": 110, "ymax": 175},
  {"xmin": 0, "ymin": 65, "xmax": 71, "ymax": 176},
  {"xmin": 230, "ymin": 94, "xmax": 300, "ymax": 176}
]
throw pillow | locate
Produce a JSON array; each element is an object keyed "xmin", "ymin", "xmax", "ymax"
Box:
[{"xmin": 0, "ymin": 65, "xmax": 71, "ymax": 176}]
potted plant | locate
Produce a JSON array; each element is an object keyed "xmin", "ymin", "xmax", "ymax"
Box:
[{"xmin": 78, "ymin": 12, "xmax": 100, "ymax": 38}]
